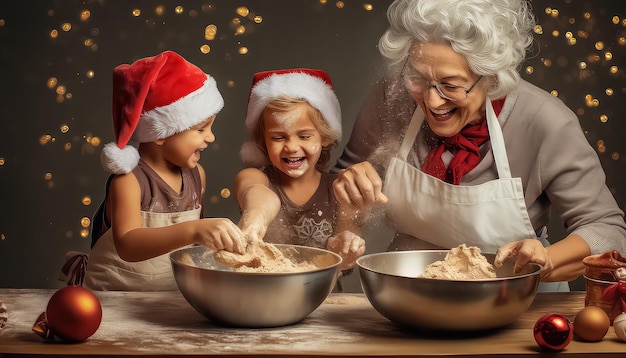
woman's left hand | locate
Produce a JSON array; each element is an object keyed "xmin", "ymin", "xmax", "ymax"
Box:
[{"xmin": 494, "ymin": 239, "xmax": 554, "ymax": 279}]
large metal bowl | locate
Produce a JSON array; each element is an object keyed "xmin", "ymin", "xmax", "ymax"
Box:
[
  {"xmin": 170, "ymin": 244, "xmax": 341, "ymax": 328},
  {"xmin": 357, "ymin": 250, "xmax": 541, "ymax": 331}
]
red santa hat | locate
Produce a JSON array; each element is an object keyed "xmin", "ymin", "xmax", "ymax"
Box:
[
  {"xmin": 101, "ymin": 51, "xmax": 224, "ymax": 174},
  {"xmin": 240, "ymin": 68, "xmax": 342, "ymax": 167}
]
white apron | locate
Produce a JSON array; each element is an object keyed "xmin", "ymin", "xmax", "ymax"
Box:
[
  {"xmin": 383, "ymin": 99, "xmax": 568, "ymax": 291},
  {"xmin": 83, "ymin": 208, "xmax": 200, "ymax": 291}
]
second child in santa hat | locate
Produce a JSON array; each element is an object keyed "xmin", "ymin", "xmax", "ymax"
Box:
[
  {"xmin": 234, "ymin": 68, "xmax": 367, "ymax": 291},
  {"xmin": 80, "ymin": 51, "xmax": 247, "ymax": 291}
]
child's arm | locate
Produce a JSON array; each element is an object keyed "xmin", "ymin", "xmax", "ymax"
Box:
[
  {"xmin": 109, "ymin": 173, "xmax": 246, "ymax": 262},
  {"xmin": 233, "ymin": 168, "xmax": 281, "ymax": 242}
]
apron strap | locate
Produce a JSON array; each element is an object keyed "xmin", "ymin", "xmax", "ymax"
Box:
[
  {"xmin": 397, "ymin": 109, "xmax": 424, "ymax": 160},
  {"xmin": 485, "ymin": 99, "xmax": 512, "ymax": 179}
]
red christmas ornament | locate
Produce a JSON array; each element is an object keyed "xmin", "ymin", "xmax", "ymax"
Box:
[
  {"xmin": 533, "ymin": 313, "xmax": 574, "ymax": 351},
  {"xmin": 32, "ymin": 285, "xmax": 102, "ymax": 342}
]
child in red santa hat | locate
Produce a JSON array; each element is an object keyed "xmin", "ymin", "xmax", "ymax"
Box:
[
  {"xmin": 80, "ymin": 51, "xmax": 247, "ymax": 291},
  {"xmin": 235, "ymin": 68, "xmax": 366, "ymax": 291}
]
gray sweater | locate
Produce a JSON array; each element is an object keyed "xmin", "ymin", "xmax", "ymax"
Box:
[{"xmin": 334, "ymin": 78, "xmax": 626, "ymax": 255}]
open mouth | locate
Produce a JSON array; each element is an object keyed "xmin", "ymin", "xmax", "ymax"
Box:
[
  {"xmin": 430, "ymin": 107, "xmax": 457, "ymax": 121},
  {"xmin": 282, "ymin": 157, "xmax": 305, "ymax": 168}
]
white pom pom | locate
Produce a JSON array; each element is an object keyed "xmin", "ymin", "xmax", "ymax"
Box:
[
  {"xmin": 100, "ymin": 142, "xmax": 140, "ymax": 174},
  {"xmin": 239, "ymin": 141, "xmax": 269, "ymax": 168}
]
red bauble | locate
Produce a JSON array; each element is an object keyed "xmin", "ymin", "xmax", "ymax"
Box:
[
  {"xmin": 41, "ymin": 286, "xmax": 102, "ymax": 342},
  {"xmin": 533, "ymin": 313, "xmax": 574, "ymax": 351}
]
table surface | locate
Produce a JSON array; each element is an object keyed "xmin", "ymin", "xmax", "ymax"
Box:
[{"xmin": 1, "ymin": 289, "xmax": 625, "ymax": 357}]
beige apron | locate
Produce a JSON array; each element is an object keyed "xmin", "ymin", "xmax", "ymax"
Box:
[
  {"xmin": 382, "ymin": 99, "xmax": 567, "ymax": 291},
  {"xmin": 84, "ymin": 208, "xmax": 200, "ymax": 291}
]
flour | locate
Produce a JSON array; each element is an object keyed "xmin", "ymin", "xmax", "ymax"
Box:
[
  {"xmin": 214, "ymin": 241, "xmax": 317, "ymax": 273},
  {"xmin": 420, "ymin": 244, "xmax": 496, "ymax": 280}
]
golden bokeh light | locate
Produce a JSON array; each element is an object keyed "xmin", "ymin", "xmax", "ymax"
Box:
[
  {"xmin": 236, "ymin": 7, "xmax": 249, "ymax": 17},
  {"xmin": 39, "ymin": 134, "xmax": 53, "ymax": 145},
  {"xmin": 220, "ymin": 188, "xmax": 231, "ymax": 199},
  {"xmin": 47, "ymin": 77, "xmax": 58, "ymax": 89},
  {"xmin": 205, "ymin": 24, "xmax": 217, "ymax": 40}
]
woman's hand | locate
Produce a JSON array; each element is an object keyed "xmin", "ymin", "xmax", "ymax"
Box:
[
  {"xmin": 494, "ymin": 239, "xmax": 553, "ymax": 279},
  {"xmin": 333, "ymin": 161, "xmax": 388, "ymax": 209},
  {"xmin": 327, "ymin": 230, "xmax": 366, "ymax": 270}
]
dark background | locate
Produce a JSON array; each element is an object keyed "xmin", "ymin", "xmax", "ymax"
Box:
[{"xmin": 0, "ymin": 0, "xmax": 624, "ymax": 291}]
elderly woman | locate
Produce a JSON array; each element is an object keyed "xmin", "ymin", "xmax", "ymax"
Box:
[{"xmin": 333, "ymin": 0, "xmax": 626, "ymax": 290}]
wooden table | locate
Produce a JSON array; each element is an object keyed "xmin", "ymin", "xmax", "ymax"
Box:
[{"xmin": 1, "ymin": 289, "xmax": 625, "ymax": 357}]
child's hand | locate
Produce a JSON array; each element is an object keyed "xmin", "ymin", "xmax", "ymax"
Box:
[
  {"xmin": 238, "ymin": 213, "xmax": 269, "ymax": 243},
  {"xmin": 327, "ymin": 230, "xmax": 366, "ymax": 270},
  {"xmin": 195, "ymin": 218, "xmax": 247, "ymax": 254}
]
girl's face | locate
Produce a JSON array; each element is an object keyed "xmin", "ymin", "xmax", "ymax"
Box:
[
  {"xmin": 262, "ymin": 104, "xmax": 328, "ymax": 179},
  {"xmin": 405, "ymin": 42, "xmax": 488, "ymax": 137},
  {"xmin": 160, "ymin": 115, "xmax": 216, "ymax": 168}
]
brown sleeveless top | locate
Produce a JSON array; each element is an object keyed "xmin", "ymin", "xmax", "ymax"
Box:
[
  {"xmin": 263, "ymin": 166, "xmax": 338, "ymax": 249},
  {"xmin": 90, "ymin": 159, "xmax": 203, "ymax": 247}
]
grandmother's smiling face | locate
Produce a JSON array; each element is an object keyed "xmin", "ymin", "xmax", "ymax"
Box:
[{"xmin": 404, "ymin": 42, "xmax": 488, "ymax": 137}]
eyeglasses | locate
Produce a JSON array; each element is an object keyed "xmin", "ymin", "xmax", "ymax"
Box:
[{"xmin": 402, "ymin": 71, "xmax": 483, "ymax": 102}]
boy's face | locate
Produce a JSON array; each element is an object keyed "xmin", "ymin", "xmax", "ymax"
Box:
[
  {"xmin": 262, "ymin": 105, "xmax": 328, "ymax": 179},
  {"xmin": 160, "ymin": 115, "xmax": 216, "ymax": 168}
]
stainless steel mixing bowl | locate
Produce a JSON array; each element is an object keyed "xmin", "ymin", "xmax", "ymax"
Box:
[
  {"xmin": 170, "ymin": 244, "xmax": 341, "ymax": 328},
  {"xmin": 357, "ymin": 250, "xmax": 541, "ymax": 331}
]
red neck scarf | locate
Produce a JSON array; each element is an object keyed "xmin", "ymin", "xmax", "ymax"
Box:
[{"xmin": 421, "ymin": 99, "xmax": 505, "ymax": 185}]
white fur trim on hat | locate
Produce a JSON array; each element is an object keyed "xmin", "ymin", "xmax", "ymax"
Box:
[
  {"xmin": 245, "ymin": 71, "xmax": 341, "ymax": 137},
  {"xmin": 133, "ymin": 77, "xmax": 223, "ymax": 143},
  {"xmin": 100, "ymin": 142, "xmax": 141, "ymax": 175}
]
